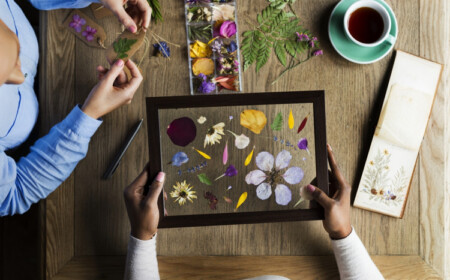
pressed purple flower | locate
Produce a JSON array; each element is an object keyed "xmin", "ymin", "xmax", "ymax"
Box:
[
  {"xmin": 297, "ymin": 138, "xmax": 308, "ymax": 150},
  {"xmin": 296, "ymin": 32, "xmax": 309, "ymax": 41},
  {"xmin": 69, "ymin": 14, "xmax": 86, "ymax": 33},
  {"xmin": 82, "ymin": 26, "xmax": 97, "ymax": 42},
  {"xmin": 198, "ymin": 73, "xmax": 215, "ymax": 94},
  {"xmin": 226, "ymin": 41, "xmax": 237, "ymax": 53},
  {"xmin": 308, "ymin": 40, "xmax": 315, "ymax": 48},
  {"xmin": 312, "ymin": 49, "xmax": 323, "ymax": 56},
  {"xmin": 215, "ymin": 164, "xmax": 238, "ymax": 180}
]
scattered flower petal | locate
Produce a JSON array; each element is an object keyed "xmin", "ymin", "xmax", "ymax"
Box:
[
  {"xmin": 297, "ymin": 138, "xmax": 308, "ymax": 151},
  {"xmin": 197, "ymin": 116, "xmax": 207, "ymax": 124},
  {"xmin": 223, "ymin": 196, "xmax": 233, "ymax": 204},
  {"xmin": 223, "ymin": 141, "xmax": 228, "ymax": 165},
  {"xmin": 256, "ymin": 183, "xmax": 272, "ymax": 200},
  {"xmin": 245, "ymin": 146, "xmax": 255, "ymax": 166},
  {"xmin": 245, "ymin": 169, "xmax": 267, "ymax": 185},
  {"xmin": 193, "ymin": 147, "xmax": 211, "ymax": 159},
  {"xmin": 275, "ymin": 150, "xmax": 292, "ymax": 170},
  {"xmin": 170, "ymin": 152, "xmax": 189, "ymax": 167},
  {"xmin": 282, "ymin": 167, "xmax": 304, "ymax": 185},
  {"xmin": 255, "ymin": 151, "xmax": 274, "ymax": 172},
  {"xmin": 235, "ymin": 192, "xmax": 247, "ymax": 211},
  {"xmin": 240, "ymin": 109, "xmax": 267, "ymax": 134},
  {"xmin": 288, "ymin": 109, "xmax": 294, "ymax": 129},
  {"xmin": 275, "ymin": 184, "xmax": 292, "ymax": 205},
  {"xmin": 167, "ymin": 117, "xmax": 196, "ymax": 147},
  {"xmin": 204, "ymin": 191, "xmax": 218, "ymax": 210}
]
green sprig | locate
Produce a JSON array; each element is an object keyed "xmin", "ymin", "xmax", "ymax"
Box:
[{"xmin": 147, "ymin": 0, "xmax": 163, "ymax": 23}]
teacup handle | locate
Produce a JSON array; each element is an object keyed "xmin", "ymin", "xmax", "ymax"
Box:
[{"xmin": 385, "ymin": 34, "xmax": 396, "ymax": 45}]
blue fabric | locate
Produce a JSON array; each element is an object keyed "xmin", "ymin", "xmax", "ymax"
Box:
[{"xmin": 0, "ymin": 0, "xmax": 102, "ymax": 216}]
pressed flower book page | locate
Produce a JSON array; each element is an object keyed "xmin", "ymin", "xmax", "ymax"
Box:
[{"xmin": 158, "ymin": 104, "xmax": 317, "ymax": 216}]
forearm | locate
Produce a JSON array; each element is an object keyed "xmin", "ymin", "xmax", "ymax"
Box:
[
  {"xmin": 124, "ymin": 234, "xmax": 160, "ymax": 280},
  {"xmin": 28, "ymin": 0, "xmax": 99, "ymax": 10},
  {"xmin": 332, "ymin": 228, "xmax": 384, "ymax": 280},
  {"xmin": 0, "ymin": 105, "xmax": 101, "ymax": 216}
]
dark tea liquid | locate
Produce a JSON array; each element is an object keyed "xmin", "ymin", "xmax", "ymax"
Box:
[{"xmin": 348, "ymin": 7, "xmax": 384, "ymax": 44}]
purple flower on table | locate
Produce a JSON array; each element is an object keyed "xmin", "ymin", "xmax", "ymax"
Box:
[
  {"xmin": 245, "ymin": 150, "xmax": 304, "ymax": 205},
  {"xmin": 198, "ymin": 73, "xmax": 215, "ymax": 94},
  {"xmin": 82, "ymin": 26, "xmax": 97, "ymax": 42},
  {"xmin": 69, "ymin": 14, "xmax": 86, "ymax": 33},
  {"xmin": 296, "ymin": 32, "xmax": 309, "ymax": 42},
  {"xmin": 312, "ymin": 49, "xmax": 323, "ymax": 56},
  {"xmin": 308, "ymin": 40, "xmax": 315, "ymax": 48}
]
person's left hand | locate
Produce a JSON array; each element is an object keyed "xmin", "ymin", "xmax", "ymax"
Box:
[
  {"xmin": 100, "ymin": 0, "xmax": 152, "ymax": 33},
  {"xmin": 124, "ymin": 165, "xmax": 165, "ymax": 240}
]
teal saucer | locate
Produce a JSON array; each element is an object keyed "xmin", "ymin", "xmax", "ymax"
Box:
[{"xmin": 328, "ymin": 0, "xmax": 398, "ymax": 64}]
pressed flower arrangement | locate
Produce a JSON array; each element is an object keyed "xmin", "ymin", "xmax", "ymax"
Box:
[
  {"xmin": 146, "ymin": 92, "xmax": 329, "ymax": 228},
  {"xmin": 184, "ymin": 0, "xmax": 243, "ymax": 94}
]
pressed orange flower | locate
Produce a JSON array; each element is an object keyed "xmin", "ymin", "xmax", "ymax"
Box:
[{"xmin": 192, "ymin": 58, "xmax": 214, "ymax": 76}]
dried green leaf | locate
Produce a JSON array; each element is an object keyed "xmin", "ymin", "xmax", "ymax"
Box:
[
  {"xmin": 198, "ymin": 173, "xmax": 212, "ymax": 185},
  {"xmin": 271, "ymin": 112, "xmax": 283, "ymax": 131}
]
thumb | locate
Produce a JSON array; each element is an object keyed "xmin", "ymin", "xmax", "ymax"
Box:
[
  {"xmin": 145, "ymin": 172, "xmax": 165, "ymax": 205},
  {"xmin": 110, "ymin": 4, "xmax": 137, "ymax": 33},
  {"xmin": 306, "ymin": 184, "xmax": 333, "ymax": 209},
  {"xmin": 104, "ymin": 59, "xmax": 125, "ymax": 84}
]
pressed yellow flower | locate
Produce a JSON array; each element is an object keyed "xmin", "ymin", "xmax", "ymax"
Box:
[
  {"xmin": 240, "ymin": 110, "xmax": 267, "ymax": 134},
  {"xmin": 192, "ymin": 58, "xmax": 214, "ymax": 76},
  {"xmin": 369, "ymin": 160, "xmax": 374, "ymax": 165},
  {"xmin": 384, "ymin": 149, "xmax": 389, "ymax": 155},
  {"xmin": 204, "ymin": 122, "xmax": 225, "ymax": 147},
  {"xmin": 190, "ymin": 40, "xmax": 212, "ymax": 58},
  {"xmin": 170, "ymin": 181, "xmax": 197, "ymax": 206}
]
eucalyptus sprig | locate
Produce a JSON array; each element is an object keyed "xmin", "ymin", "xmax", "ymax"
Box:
[{"xmin": 240, "ymin": 0, "xmax": 322, "ymax": 84}]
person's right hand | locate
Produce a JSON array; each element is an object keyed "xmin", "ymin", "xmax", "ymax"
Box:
[
  {"xmin": 81, "ymin": 59, "xmax": 142, "ymax": 119},
  {"xmin": 305, "ymin": 144, "xmax": 353, "ymax": 239}
]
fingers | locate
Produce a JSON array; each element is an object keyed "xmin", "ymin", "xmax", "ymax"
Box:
[
  {"xmin": 104, "ymin": 59, "xmax": 125, "ymax": 84},
  {"xmin": 145, "ymin": 172, "xmax": 165, "ymax": 205},
  {"xmin": 124, "ymin": 164, "xmax": 149, "ymax": 200},
  {"xmin": 307, "ymin": 184, "xmax": 334, "ymax": 209},
  {"xmin": 327, "ymin": 144, "xmax": 351, "ymax": 198},
  {"xmin": 135, "ymin": 0, "xmax": 151, "ymax": 29},
  {"xmin": 123, "ymin": 59, "xmax": 143, "ymax": 91},
  {"xmin": 110, "ymin": 3, "xmax": 138, "ymax": 33}
]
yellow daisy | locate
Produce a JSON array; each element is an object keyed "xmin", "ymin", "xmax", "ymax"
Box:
[
  {"xmin": 170, "ymin": 181, "xmax": 197, "ymax": 206},
  {"xmin": 204, "ymin": 122, "xmax": 225, "ymax": 147}
]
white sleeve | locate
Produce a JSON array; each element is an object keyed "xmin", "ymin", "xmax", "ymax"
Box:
[
  {"xmin": 331, "ymin": 228, "xmax": 384, "ymax": 280},
  {"xmin": 124, "ymin": 234, "xmax": 160, "ymax": 280}
]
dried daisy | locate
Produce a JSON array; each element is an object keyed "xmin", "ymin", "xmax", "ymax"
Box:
[
  {"xmin": 204, "ymin": 122, "xmax": 225, "ymax": 147},
  {"xmin": 170, "ymin": 181, "xmax": 197, "ymax": 206}
]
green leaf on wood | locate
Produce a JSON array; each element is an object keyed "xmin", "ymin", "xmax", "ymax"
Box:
[
  {"xmin": 198, "ymin": 173, "xmax": 212, "ymax": 185},
  {"xmin": 271, "ymin": 112, "xmax": 283, "ymax": 131},
  {"xmin": 274, "ymin": 41, "xmax": 287, "ymax": 66}
]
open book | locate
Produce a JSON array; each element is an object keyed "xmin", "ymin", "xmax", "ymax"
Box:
[{"xmin": 354, "ymin": 50, "xmax": 442, "ymax": 218}]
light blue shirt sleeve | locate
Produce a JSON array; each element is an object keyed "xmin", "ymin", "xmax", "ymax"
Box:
[
  {"xmin": 28, "ymin": 0, "xmax": 99, "ymax": 10},
  {"xmin": 0, "ymin": 106, "xmax": 102, "ymax": 216}
]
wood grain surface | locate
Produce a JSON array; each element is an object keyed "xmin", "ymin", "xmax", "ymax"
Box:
[
  {"xmin": 35, "ymin": 0, "xmax": 449, "ymax": 279},
  {"xmin": 49, "ymin": 255, "xmax": 442, "ymax": 280}
]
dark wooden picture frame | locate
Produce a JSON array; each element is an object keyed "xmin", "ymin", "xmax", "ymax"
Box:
[{"xmin": 146, "ymin": 91, "xmax": 328, "ymax": 228}]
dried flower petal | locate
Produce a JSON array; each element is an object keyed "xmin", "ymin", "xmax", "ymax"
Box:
[
  {"xmin": 190, "ymin": 40, "xmax": 212, "ymax": 58},
  {"xmin": 167, "ymin": 117, "xmax": 197, "ymax": 147},
  {"xmin": 244, "ymin": 146, "xmax": 255, "ymax": 166},
  {"xmin": 256, "ymin": 183, "xmax": 272, "ymax": 200},
  {"xmin": 212, "ymin": 4, "xmax": 235, "ymax": 21},
  {"xmin": 235, "ymin": 192, "xmax": 247, "ymax": 211},
  {"xmin": 255, "ymin": 151, "xmax": 274, "ymax": 172},
  {"xmin": 282, "ymin": 167, "xmax": 304, "ymax": 185},
  {"xmin": 170, "ymin": 152, "xmax": 189, "ymax": 167},
  {"xmin": 223, "ymin": 196, "xmax": 233, "ymax": 204},
  {"xmin": 245, "ymin": 169, "xmax": 267, "ymax": 185},
  {"xmin": 197, "ymin": 116, "xmax": 207, "ymax": 124},
  {"xmin": 192, "ymin": 58, "xmax": 214, "ymax": 76},
  {"xmin": 275, "ymin": 150, "xmax": 292, "ymax": 170},
  {"xmin": 240, "ymin": 110, "xmax": 267, "ymax": 134},
  {"xmin": 223, "ymin": 141, "xmax": 228, "ymax": 165},
  {"xmin": 297, "ymin": 138, "xmax": 308, "ymax": 150},
  {"xmin": 275, "ymin": 184, "xmax": 292, "ymax": 205}
]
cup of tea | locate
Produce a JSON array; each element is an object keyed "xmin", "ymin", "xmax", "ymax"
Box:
[{"xmin": 343, "ymin": 0, "xmax": 395, "ymax": 47}]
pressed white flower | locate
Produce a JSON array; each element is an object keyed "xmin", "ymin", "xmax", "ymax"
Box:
[
  {"xmin": 227, "ymin": 130, "xmax": 250, "ymax": 149},
  {"xmin": 170, "ymin": 181, "xmax": 197, "ymax": 206},
  {"xmin": 204, "ymin": 122, "xmax": 225, "ymax": 147},
  {"xmin": 212, "ymin": 4, "xmax": 235, "ymax": 21},
  {"xmin": 197, "ymin": 116, "xmax": 207, "ymax": 124},
  {"xmin": 187, "ymin": 12, "xmax": 193, "ymax": 21}
]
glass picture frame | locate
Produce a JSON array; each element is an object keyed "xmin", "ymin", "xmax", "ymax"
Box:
[{"xmin": 146, "ymin": 91, "xmax": 328, "ymax": 228}]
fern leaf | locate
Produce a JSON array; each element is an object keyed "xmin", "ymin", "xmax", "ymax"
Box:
[{"xmin": 274, "ymin": 41, "xmax": 287, "ymax": 66}]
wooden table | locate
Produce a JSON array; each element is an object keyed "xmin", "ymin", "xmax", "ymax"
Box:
[{"xmin": 5, "ymin": 0, "xmax": 450, "ymax": 279}]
